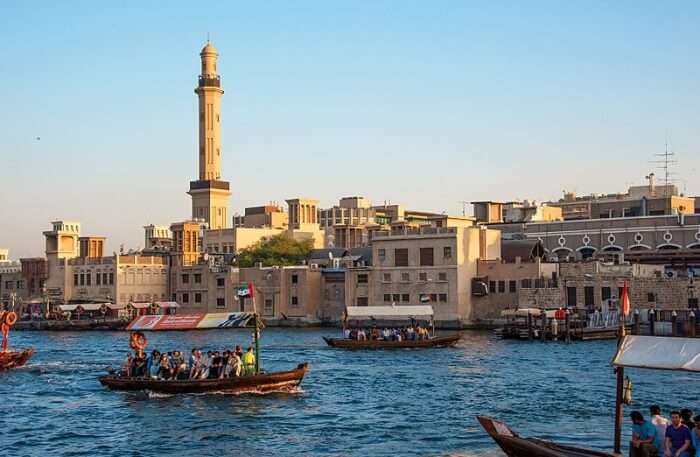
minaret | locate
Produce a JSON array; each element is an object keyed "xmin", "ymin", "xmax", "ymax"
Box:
[{"xmin": 187, "ymin": 40, "xmax": 231, "ymax": 230}]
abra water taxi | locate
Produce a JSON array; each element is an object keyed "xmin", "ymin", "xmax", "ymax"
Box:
[
  {"xmin": 323, "ymin": 305, "xmax": 462, "ymax": 349},
  {"xmin": 0, "ymin": 310, "xmax": 33, "ymax": 370}
]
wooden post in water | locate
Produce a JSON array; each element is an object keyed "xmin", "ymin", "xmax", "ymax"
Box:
[
  {"xmin": 541, "ymin": 314, "xmax": 547, "ymax": 342},
  {"xmin": 527, "ymin": 312, "xmax": 533, "ymax": 340},
  {"xmin": 671, "ymin": 311, "xmax": 678, "ymax": 337},
  {"xmin": 689, "ymin": 311, "xmax": 696, "ymax": 338},
  {"xmin": 613, "ymin": 282, "xmax": 629, "ymax": 455},
  {"xmin": 633, "ymin": 309, "xmax": 640, "ymax": 335},
  {"xmin": 649, "ymin": 309, "xmax": 655, "ymax": 336},
  {"xmin": 565, "ymin": 309, "xmax": 571, "ymax": 343}
]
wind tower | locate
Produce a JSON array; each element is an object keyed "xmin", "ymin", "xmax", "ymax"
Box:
[{"xmin": 187, "ymin": 40, "xmax": 231, "ymax": 229}]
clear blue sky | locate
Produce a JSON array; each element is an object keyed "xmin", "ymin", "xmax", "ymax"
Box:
[{"xmin": 1, "ymin": 1, "xmax": 699, "ymax": 258}]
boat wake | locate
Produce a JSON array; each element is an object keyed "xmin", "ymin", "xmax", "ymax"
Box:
[{"xmin": 144, "ymin": 386, "xmax": 305, "ymax": 399}]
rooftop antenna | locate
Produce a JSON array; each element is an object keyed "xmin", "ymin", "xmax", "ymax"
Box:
[
  {"xmin": 651, "ymin": 141, "xmax": 677, "ymax": 198},
  {"xmin": 458, "ymin": 201, "xmax": 469, "ymax": 216},
  {"xmin": 207, "ymin": 32, "xmax": 211, "ymax": 44}
]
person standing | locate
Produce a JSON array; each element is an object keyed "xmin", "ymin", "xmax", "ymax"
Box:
[
  {"xmin": 665, "ymin": 411, "xmax": 692, "ymax": 457},
  {"xmin": 651, "ymin": 406, "xmax": 670, "ymax": 452},
  {"xmin": 690, "ymin": 416, "xmax": 700, "ymax": 457},
  {"xmin": 243, "ymin": 346, "xmax": 255, "ymax": 376},
  {"xmin": 629, "ymin": 411, "xmax": 659, "ymax": 457}
]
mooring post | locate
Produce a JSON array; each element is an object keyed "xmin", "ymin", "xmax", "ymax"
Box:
[
  {"xmin": 633, "ymin": 309, "xmax": 640, "ymax": 335},
  {"xmin": 672, "ymin": 311, "xmax": 678, "ymax": 337},
  {"xmin": 689, "ymin": 311, "xmax": 696, "ymax": 338},
  {"xmin": 649, "ymin": 309, "xmax": 655, "ymax": 336},
  {"xmin": 527, "ymin": 312, "xmax": 533, "ymax": 340},
  {"xmin": 565, "ymin": 309, "xmax": 571, "ymax": 343},
  {"xmin": 541, "ymin": 315, "xmax": 547, "ymax": 342}
]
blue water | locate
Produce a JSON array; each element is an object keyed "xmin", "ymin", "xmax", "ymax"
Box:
[{"xmin": 1, "ymin": 329, "xmax": 698, "ymax": 457}]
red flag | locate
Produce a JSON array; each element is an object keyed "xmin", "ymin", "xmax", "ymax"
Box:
[
  {"xmin": 248, "ymin": 281, "xmax": 255, "ymax": 299},
  {"xmin": 621, "ymin": 281, "xmax": 630, "ymax": 317}
]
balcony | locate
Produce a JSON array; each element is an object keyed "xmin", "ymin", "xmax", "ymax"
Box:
[{"xmin": 198, "ymin": 76, "xmax": 221, "ymax": 88}]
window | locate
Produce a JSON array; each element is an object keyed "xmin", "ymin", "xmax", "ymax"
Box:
[
  {"xmin": 647, "ymin": 292, "xmax": 655, "ymax": 303},
  {"xmin": 567, "ymin": 287, "xmax": 577, "ymax": 308},
  {"xmin": 394, "ymin": 248, "xmax": 409, "ymax": 267},
  {"xmin": 383, "ymin": 273, "xmax": 391, "ymax": 282},
  {"xmin": 443, "ymin": 246, "xmax": 452, "ymax": 259},
  {"xmin": 264, "ymin": 299, "xmax": 273, "ymax": 315},
  {"xmin": 357, "ymin": 297, "xmax": 368, "ymax": 306},
  {"xmin": 602, "ymin": 287, "xmax": 612, "ymax": 303},
  {"xmin": 489, "ymin": 280, "xmax": 496, "ymax": 293},
  {"xmin": 74, "ymin": 274, "xmax": 79, "ymax": 286},
  {"xmin": 79, "ymin": 274, "xmax": 85, "ymax": 286},
  {"xmin": 182, "ymin": 293, "xmax": 189, "ymax": 304},
  {"xmin": 401, "ymin": 294, "xmax": 410, "ymax": 302},
  {"xmin": 509, "ymin": 280, "xmax": 516, "ymax": 293},
  {"xmin": 194, "ymin": 274, "xmax": 202, "ymax": 284},
  {"xmin": 392, "ymin": 294, "xmax": 400, "ymax": 302},
  {"xmin": 357, "ymin": 274, "xmax": 368, "ymax": 284},
  {"xmin": 438, "ymin": 293, "xmax": 447, "ymax": 302},
  {"xmin": 383, "ymin": 294, "xmax": 391, "ymax": 302},
  {"xmin": 103, "ymin": 273, "xmax": 108, "ymax": 285},
  {"xmin": 378, "ymin": 249, "xmax": 386, "ymax": 261},
  {"xmin": 291, "ymin": 296, "xmax": 299, "ymax": 306},
  {"xmin": 521, "ymin": 278, "xmax": 532, "ymax": 289},
  {"xmin": 195, "ymin": 293, "xmax": 202, "ymax": 304},
  {"xmin": 419, "ymin": 272, "xmax": 427, "ymax": 281},
  {"xmin": 96, "ymin": 273, "xmax": 101, "ymax": 285},
  {"xmin": 438, "ymin": 272, "xmax": 447, "ymax": 281},
  {"xmin": 182, "ymin": 274, "xmax": 189, "ymax": 284},
  {"xmin": 585, "ymin": 286, "xmax": 595, "ymax": 309},
  {"xmin": 419, "ymin": 248, "xmax": 434, "ymax": 266},
  {"xmin": 216, "ymin": 297, "xmax": 225, "ymax": 308},
  {"xmin": 86, "ymin": 273, "xmax": 91, "ymax": 286},
  {"xmin": 401, "ymin": 272, "xmax": 410, "ymax": 282},
  {"xmin": 216, "ymin": 277, "xmax": 225, "ymax": 287},
  {"xmin": 109, "ymin": 273, "xmax": 114, "ymax": 285},
  {"xmin": 291, "ymin": 274, "xmax": 298, "ymax": 284},
  {"xmin": 498, "ymin": 281, "xmax": 505, "ymax": 293}
]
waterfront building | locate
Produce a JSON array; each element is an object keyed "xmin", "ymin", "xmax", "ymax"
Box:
[
  {"xmin": 19, "ymin": 257, "xmax": 48, "ymax": 302},
  {"xmin": 187, "ymin": 41, "xmax": 231, "ymax": 230},
  {"xmin": 232, "ymin": 205, "xmax": 288, "ymax": 229},
  {"xmin": 0, "ymin": 249, "xmax": 8, "ymax": 261},
  {"xmin": 144, "ymin": 225, "xmax": 173, "ymax": 251},
  {"xmin": 0, "ymin": 258, "xmax": 24, "ymax": 310},
  {"xmin": 368, "ymin": 225, "xmax": 501, "ymax": 325},
  {"xmin": 472, "ymin": 200, "xmax": 562, "ymax": 224},
  {"xmin": 547, "ymin": 176, "xmax": 694, "ymax": 221}
]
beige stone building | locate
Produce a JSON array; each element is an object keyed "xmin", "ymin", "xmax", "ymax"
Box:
[
  {"xmin": 144, "ymin": 224, "xmax": 173, "ymax": 251},
  {"xmin": 233, "ymin": 205, "xmax": 288, "ymax": 229},
  {"xmin": 472, "ymin": 200, "xmax": 562, "ymax": 224},
  {"xmin": 367, "ymin": 225, "xmax": 501, "ymax": 325}
]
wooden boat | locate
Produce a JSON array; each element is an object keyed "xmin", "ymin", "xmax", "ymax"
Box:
[
  {"xmin": 99, "ymin": 362, "xmax": 310, "ymax": 394},
  {"xmin": 323, "ymin": 333, "xmax": 462, "ymax": 349},
  {"xmin": 477, "ymin": 416, "xmax": 614, "ymax": 457},
  {"xmin": 0, "ymin": 348, "xmax": 34, "ymax": 371}
]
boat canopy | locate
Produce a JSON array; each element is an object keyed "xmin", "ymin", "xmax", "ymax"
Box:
[
  {"xmin": 612, "ymin": 335, "xmax": 700, "ymax": 373},
  {"xmin": 155, "ymin": 301, "xmax": 179, "ymax": 308},
  {"xmin": 59, "ymin": 303, "xmax": 121, "ymax": 312},
  {"xmin": 345, "ymin": 305, "xmax": 434, "ymax": 320},
  {"xmin": 129, "ymin": 302, "xmax": 151, "ymax": 309},
  {"xmin": 500, "ymin": 308, "xmax": 559, "ymax": 318}
]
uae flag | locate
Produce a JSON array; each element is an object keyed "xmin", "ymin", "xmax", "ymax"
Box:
[
  {"xmin": 620, "ymin": 281, "xmax": 630, "ymax": 317},
  {"xmin": 237, "ymin": 282, "xmax": 255, "ymax": 298}
]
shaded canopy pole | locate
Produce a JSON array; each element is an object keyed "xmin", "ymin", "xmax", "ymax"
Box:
[{"xmin": 613, "ymin": 281, "xmax": 630, "ymax": 454}]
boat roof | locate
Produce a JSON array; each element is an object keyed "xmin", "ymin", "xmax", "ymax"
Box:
[
  {"xmin": 500, "ymin": 308, "xmax": 561, "ymax": 318},
  {"xmin": 345, "ymin": 305, "xmax": 433, "ymax": 319},
  {"xmin": 612, "ymin": 335, "xmax": 700, "ymax": 373},
  {"xmin": 59, "ymin": 303, "xmax": 123, "ymax": 311}
]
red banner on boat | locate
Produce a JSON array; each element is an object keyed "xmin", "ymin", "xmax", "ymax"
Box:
[{"xmin": 127, "ymin": 314, "xmax": 205, "ymax": 331}]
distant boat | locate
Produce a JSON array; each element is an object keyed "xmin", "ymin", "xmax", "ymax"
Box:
[
  {"xmin": 323, "ymin": 333, "xmax": 461, "ymax": 349},
  {"xmin": 324, "ymin": 305, "xmax": 462, "ymax": 349}
]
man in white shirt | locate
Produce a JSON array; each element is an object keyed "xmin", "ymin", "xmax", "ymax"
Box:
[{"xmin": 650, "ymin": 405, "xmax": 669, "ymax": 452}]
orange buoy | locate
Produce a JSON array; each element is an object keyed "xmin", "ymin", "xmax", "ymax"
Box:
[
  {"xmin": 4, "ymin": 311, "xmax": 17, "ymax": 327},
  {"xmin": 129, "ymin": 332, "xmax": 148, "ymax": 351}
]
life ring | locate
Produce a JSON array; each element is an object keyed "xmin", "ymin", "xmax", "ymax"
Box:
[
  {"xmin": 3, "ymin": 311, "xmax": 17, "ymax": 326},
  {"xmin": 129, "ymin": 332, "xmax": 147, "ymax": 351}
]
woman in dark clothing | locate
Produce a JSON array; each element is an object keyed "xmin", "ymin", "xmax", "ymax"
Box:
[{"xmin": 157, "ymin": 354, "xmax": 174, "ymax": 380}]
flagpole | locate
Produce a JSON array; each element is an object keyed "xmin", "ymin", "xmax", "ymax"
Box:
[{"xmin": 613, "ymin": 281, "xmax": 628, "ymax": 454}]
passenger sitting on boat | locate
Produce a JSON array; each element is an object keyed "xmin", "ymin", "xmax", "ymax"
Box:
[
  {"xmin": 357, "ymin": 329, "xmax": 367, "ymax": 341},
  {"xmin": 651, "ymin": 406, "xmax": 670, "ymax": 452},
  {"xmin": 219, "ymin": 351, "xmax": 230, "ymax": 378},
  {"xmin": 406, "ymin": 326, "xmax": 415, "ymax": 340},
  {"xmin": 382, "ymin": 328, "xmax": 391, "ymax": 340},
  {"xmin": 344, "ymin": 328, "xmax": 351, "ymax": 339},
  {"xmin": 149, "ymin": 351, "xmax": 161, "ymax": 379},
  {"xmin": 145, "ymin": 350, "xmax": 160, "ymax": 376},
  {"xmin": 690, "ymin": 416, "xmax": 700, "ymax": 457},
  {"xmin": 235, "ymin": 345, "xmax": 244, "ymax": 360},
  {"xmin": 122, "ymin": 353, "xmax": 133, "ymax": 377},
  {"xmin": 210, "ymin": 351, "xmax": 223, "ymax": 379},
  {"xmin": 681, "ymin": 410, "xmax": 696, "ymax": 431},
  {"xmin": 132, "ymin": 350, "xmax": 147, "ymax": 378},
  {"xmin": 243, "ymin": 346, "xmax": 255, "ymax": 376},
  {"xmin": 393, "ymin": 329, "xmax": 402, "ymax": 342},
  {"xmin": 173, "ymin": 351, "xmax": 188, "ymax": 380},
  {"xmin": 665, "ymin": 411, "xmax": 692, "ymax": 457},
  {"xmin": 371, "ymin": 327, "xmax": 380, "ymax": 340},
  {"xmin": 188, "ymin": 349, "xmax": 200, "ymax": 379},
  {"xmin": 158, "ymin": 354, "xmax": 174, "ymax": 380},
  {"xmin": 629, "ymin": 410, "xmax": 659, "ymax": 457}
]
